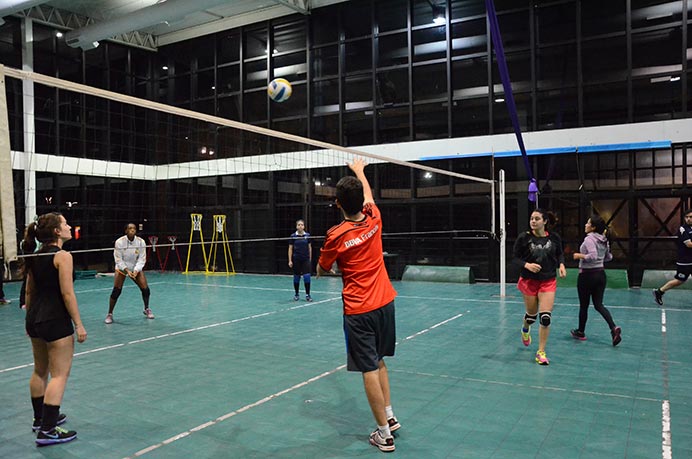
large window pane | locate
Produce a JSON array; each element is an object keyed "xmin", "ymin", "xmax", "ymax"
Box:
[
  {"xmin": 414, "ymin": 102, "xmax": 448, "ymax": 140},
  {"xmin": 537, "ymin": 44, "xmax": 577, "ymax": 90},
  {"xmin": 581, "ymin": 0, "xmax": 626, "ymax": 37},
  {"xmin": 376, "ymin": 69, "xmax": 408, "ymax": 105},
  {"xmin": 344, "ymin": 76, "xmax": 373, "ymax": 110},
  {"xmin": 535, "ymin": 3, "xmax": 576, "ymax": 45},
  {"xmin": 537, "ymin": 87, "xmax": 578, "ymax": 130},
  {"xmin": 412, "ymin": 26, "xmax": 446, "ymax": 62},
  {"xmin": 413, "ymin": 63, "xmax": 447, "ymax": 101},
  {"xmin": 312, "ymin": 79, "xmax": 339, "ymax": 115},
  {"xmin": 452, "ymin": 96, "xmax": 489, "ymax": 137},
  {"xmin": 451, "ymin": 18, "xmax": 486, "ymax": 58},
  {"xmin": 344, "ymin": 111, "xmax": 373, "ymax": 146},
  {"xmin": 452, "ymin": 57, "xmax": 488, "ymax": 99},
  {"xmin": 633, "ymin": 77, "xmax": 681, "ymax": 122},
  {"xmin": 245, "ymin": 28, "xmax": 268, "ymax": 59},
  {"xmin": 312, "ymin": 8, "xmax": 339, "ymax": 45},
  {"xmin": 632, "ymin": 27, "xmax": 682, "ymax": 78},
  {"xmin": 343, "ymin": 0, "xmax": 372, "ymax": 38},
  {"xmin": 378, "ymin": 33, "xmax": 408, "ymax": 67},
  {"xmin": 583, "ymin": 82, "xmax": 628, "ymax": 126},
  {"xmin": 271, "ymin": 82, "xmax": 307, "ymax": 118},
  {"xmin": 272, "ymin": 51, "xmax": 307, "ymax": 83},
  {"xmin": 493, "ymin": 92, "xmax": 531, "ymax": 134},
  {"xmin": 631, "ymin": 1, "xmax": 683, "ymax": 30},
  {"xmin": 377, "ymin": 106, "xmax": 410, "ymax": 143},
  {"xmin": 312, "ymin": 46, "xmax": 338, "ymax": 78},
  {"xmin": 244, "ymin": 58, "xmax": 268, "ymax": 89},
  {"xmin": 376, "ymin": 0, "xmax": 408, "ymax": 32},
  {"xmin": 582, "ymin": 36, "xmax": 627, "ymax": 84},
  {"xmin": 218, "ymin": 32, "xmax": 240, "ymax": 64},
  {"xmin": 344, "ymin": 39, "xmax": 372, "ymax": 74},
  {"xmin": 244, "ymin": 90, "xmax": 268, "ymax": 122},
  {"xmin": 273, "ymin": 19, "xmax": 306, "ymax": 53},
  {"xmin": 218, "ymin": 64, "xmax": 240, "ymax": 94}
]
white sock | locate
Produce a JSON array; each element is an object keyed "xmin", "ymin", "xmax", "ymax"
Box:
[
  {"xmin": 385, "ymin": 405, "xmax": 394, "ymax": 419},
  {"xmin": 378, "ymin": 424, "xmax": 391, "ymax": 437}
]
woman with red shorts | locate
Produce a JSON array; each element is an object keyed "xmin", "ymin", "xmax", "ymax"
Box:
[{"xmin": 512, "ymin": 209, "xmax": 566, "ymax": 365}]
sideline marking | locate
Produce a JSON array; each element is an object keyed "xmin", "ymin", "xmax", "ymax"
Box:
[{"xmin": 123, "ymin": 311, "xmax": 468, "ymax": 458}]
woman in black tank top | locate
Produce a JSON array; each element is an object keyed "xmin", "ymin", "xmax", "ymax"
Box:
[{"xmin": 23, "ymin": 212, "xmax": 87, "ymax": 446}]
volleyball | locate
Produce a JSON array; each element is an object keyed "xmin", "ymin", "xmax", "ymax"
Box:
[{"xmin": 268, "ymin": 78, "xmax": 292, "ymax": 102}]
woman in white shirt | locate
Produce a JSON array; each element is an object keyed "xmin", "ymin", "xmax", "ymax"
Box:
[{"xmin": 104, "ymin": 223, "xmax": 154, "ymax": 324}]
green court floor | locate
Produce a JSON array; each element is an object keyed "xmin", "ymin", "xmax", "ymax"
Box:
[{"xmin": 0, "ymin": 272, "xmax": 690, "ymax": 458}]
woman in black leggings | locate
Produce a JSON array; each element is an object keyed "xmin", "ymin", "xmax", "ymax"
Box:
[{"xmin": 570, "ymin": 214, "xmax": 621, "ymax": 346}]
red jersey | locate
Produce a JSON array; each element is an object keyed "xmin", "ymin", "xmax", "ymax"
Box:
[{"xmin": 318, "ymin": 202, "xmax": 397, "ymax": 315}]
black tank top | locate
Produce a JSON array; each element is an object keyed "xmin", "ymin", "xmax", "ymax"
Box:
[{"xmin": 25, "ymin": 246, "xmax": 70, "ymax": 324}]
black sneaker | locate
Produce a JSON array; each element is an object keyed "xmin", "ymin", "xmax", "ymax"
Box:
[
  {"xmin": 653, "ymin": 289, "xmax": 664, "ymax": 306},
  {"xmin": 611, "ymin": 326, "xmax": 622, "ymax": 347},
  {"xmin": 570, "ymin": 329, "xmax": 587, "ymax": 341},
  {"xmin": 36, "ymin": 426, "xmax": 77, "ymax": 446},
  {"xmin": 32, "ymin": 413, "xmax": 67, "ymax": 432}
]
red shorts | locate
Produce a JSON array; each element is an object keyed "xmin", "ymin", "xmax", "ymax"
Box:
[{"xmin": 517, "ymin": 277, "xmax": 557, "ymax": 296}]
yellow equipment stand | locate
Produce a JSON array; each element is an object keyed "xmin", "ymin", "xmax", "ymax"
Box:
[
  {"xmin": 184, "ymin": 213, "xmax": 209, "ymax": 274},
  {"xmin": 207, "ymin": 214, "xmax": 236, "ymax": 276}
]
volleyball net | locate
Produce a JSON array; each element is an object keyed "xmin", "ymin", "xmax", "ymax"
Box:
[{"xmin": 0, "ymin": 65, "xmax": 503, "ymax": 283}]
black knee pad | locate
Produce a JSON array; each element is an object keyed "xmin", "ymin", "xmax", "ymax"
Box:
[
  {"xmin": 141, "ymin": 287, "xmax": 150, "ymax": 301},
  {"xmin": 524, "ymin": 313, "xmax": 538, "ymax": 325},
  {"xmin": 539, "ymin": 311, "xmax": 552, "ymax": 327},
  {"xmin": 110, "ymin": 287, "xmax": 122, "ymax": 300}
]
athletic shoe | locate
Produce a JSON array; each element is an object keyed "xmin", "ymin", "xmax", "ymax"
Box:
[
  {"xmin": 521, "ymin": 327, "xmax": 531, "ymax": 346},
  {"xmin": 570, "ymin": 329, "xmax": 587, "ymax": 341},
  {"xmin": 387, "ymin": 416, "xmax": 401, "ymax": 433},
  {"xmin": 0, "ymin": 298, "xmax": 11, "ymax": 305},
  {"xmin": 293, "ymin": 294, "xmax": 299, "ymax": 301},
  {"xmin": 611, "ymin": 326, "xmax": 622, "ymax": 347},
  {"xmin": 369, "ymin": 429, "xmax": 395, "ymax": 452},
  {"xmin": 535, "ymin": 350, "xmax": 550, "ymax": 365},
  {"xmin": 104, "ymin": 313, "xmax": 113, "ymax": 324},
  {"xmin": 35, "ymin": 426, "xmax": 77, "ymax": 446},
  {"xmin": 653, "ymin": 289, "xmax": 664, "ymax": 306},
  {"xmin": 143, "ymin": 308, "xmax": 155, "ymax": 319},
  {"xmin": 306, "ymin": 294, "xmax": 312, "ymax": 302},
  {"xmin": 32, "ymin": 413, "xmax": 67, "ymax": 432}
]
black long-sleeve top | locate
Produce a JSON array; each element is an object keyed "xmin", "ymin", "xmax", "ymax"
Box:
[{"xmin": 512, "ymin": 231, "xmax": 565, "ymax": 280}]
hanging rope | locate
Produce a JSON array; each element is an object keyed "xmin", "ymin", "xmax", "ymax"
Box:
[{"xmin": 485, "ymin": 0, "xmax": 537, "ymax": 205}]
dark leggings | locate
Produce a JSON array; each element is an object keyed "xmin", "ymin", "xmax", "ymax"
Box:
[{"xmin": 577, "ymin": 270, "xmax": 616, "ymax": 332}]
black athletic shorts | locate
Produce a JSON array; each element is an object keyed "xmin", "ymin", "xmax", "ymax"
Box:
[
  {"xmin": 674, "ymin": 264, "xmax": 692, "ymax": 282},
  {"xmin": 26, "ymin": 318, "xmax": 74, "ymax": 342},
  {"xmin": 343, "ymin": 301, "xmax": 396, "ymax": 372},
  {"xmin": 292, "ymin": 258, "xmax": 311, "ymax": 276}
]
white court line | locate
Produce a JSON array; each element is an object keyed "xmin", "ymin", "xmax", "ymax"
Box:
[
  {"xmin": 391, "ymin": 369, "xmax": 661, "ymax": 403},
  {"xmin": 662, "ymin": 400, "xmax": 672, "ymax": 459},
  {"xmin": 661, "ymin": 309, "xmax": 667, "ymax": 333},
  {"xmin": 0, "ymin": 296, "xmax": 340, "ymax": 374},
  {"xmin": 123, "ymin": 310, "xmax": 470, "ymax": 458}
]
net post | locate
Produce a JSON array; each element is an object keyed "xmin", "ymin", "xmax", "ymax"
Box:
[{"xmin": 499, "ymin": 169, "xmax": 506, "ymax": 297}]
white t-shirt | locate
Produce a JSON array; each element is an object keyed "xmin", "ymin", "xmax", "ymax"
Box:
[{"xmin": 114, "ymin": 235, "xmax": 147, "ymax": 272}]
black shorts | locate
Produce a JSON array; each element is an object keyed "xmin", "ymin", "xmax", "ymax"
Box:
[
  {"xmin": 26, "ymin": 318, "xmax": 74, "ymax": 342},
  {"xmin": 674, "ymin": 264, "xmax": 692, "ymax": 282},
  {"xmin": 292, "ymin": 258, "xmax": 311, "ymax": 276},
  {"xmin": 343, "ymin": 301, "xmax": 396, "ymax": 372}
]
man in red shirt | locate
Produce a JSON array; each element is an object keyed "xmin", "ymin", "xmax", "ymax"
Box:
[{"xmin": 318, "ymin": 158, "xmax": 399, "ymax": 452}]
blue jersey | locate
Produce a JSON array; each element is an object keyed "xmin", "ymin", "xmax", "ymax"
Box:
[
  {"xmin": 677, "ymin": 224, "xmax": 692, "ymax": 265},
  {"xmin": 290, "ymin": 232, "xmax": 311, "ymax": 261}
]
